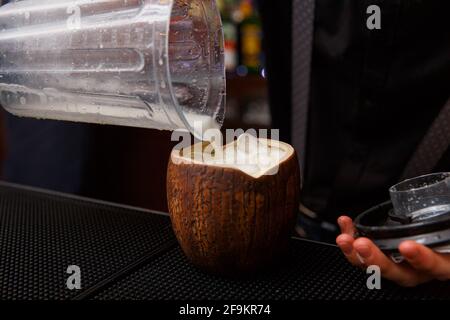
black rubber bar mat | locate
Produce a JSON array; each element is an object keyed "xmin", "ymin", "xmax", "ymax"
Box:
[
  {"xmin": 0, "ymin": 183, "xmax": 176, "ymax": 300},
  {"xmin": 93, "ymin": 241, "xmax": 450, "ymax": 300},
  {"xmin": 0, "ymin": 182, "xmax": 449, "ymax": 300}
]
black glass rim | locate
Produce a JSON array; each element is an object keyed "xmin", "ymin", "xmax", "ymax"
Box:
[{"xmin": 354, "ymin": 201, "xmax": 450, "ymax": 239}]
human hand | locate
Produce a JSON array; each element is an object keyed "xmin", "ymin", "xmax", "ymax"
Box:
[{"xmin": 336, "ymin": 216, "xmax": 450, "ymax": 287}]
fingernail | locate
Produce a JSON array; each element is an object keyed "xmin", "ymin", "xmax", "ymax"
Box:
[{"xmin": 356, "ymin": 245, "xmax": 371, "ymax": 259}]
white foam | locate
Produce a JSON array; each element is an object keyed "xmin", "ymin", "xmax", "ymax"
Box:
[{"xmin": 200, "ymin": 134, "xmax": 287, "ymax": 177}]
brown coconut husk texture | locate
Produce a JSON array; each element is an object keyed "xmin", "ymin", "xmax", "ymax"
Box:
[{"xmin": 167, "ymin": 139, "xmax": 301, "ymax": 276}]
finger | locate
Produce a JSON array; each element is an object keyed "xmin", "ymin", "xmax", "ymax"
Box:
[
  {"xmin": 353, "ymin": 238, "xmax": 429, "ymax": 287},
  {"xmin": 336, "ymin": 233, "xmax": 363, "ymax": 267},
  {"xmin": 400, "ymin": 241, "xmax": 450, "ymax": 281},
  {"xmin": 337, "ymin": 216, "xmax": 355, "ymax": 236}
]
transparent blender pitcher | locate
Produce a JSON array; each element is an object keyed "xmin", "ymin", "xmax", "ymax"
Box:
[{"xmin": 0, "ymin": 0, "xmax": 225, "ymax": 138}]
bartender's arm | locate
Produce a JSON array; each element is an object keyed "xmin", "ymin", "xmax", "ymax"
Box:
[{"xmin": 336, "ymin": 216, "xmax": 450, "ymax": 287}]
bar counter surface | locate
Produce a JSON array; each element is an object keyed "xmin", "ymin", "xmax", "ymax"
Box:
[{"xmin": 0, "ymin": 181, "xmax": 449, "ymax": 300}]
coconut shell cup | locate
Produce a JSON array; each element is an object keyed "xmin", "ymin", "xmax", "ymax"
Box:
[{"xmin": 167, "ymin": 139, "xmax": 301, "ymax": 276}]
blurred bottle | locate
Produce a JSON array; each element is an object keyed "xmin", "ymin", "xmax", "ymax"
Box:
[
  {"xmin": 218, "ymin": 0, "xmax": 239, "ymax": 72},
  {"xmin": 238, "ymin": 0, "xmax": 263, "ymax": 74}
]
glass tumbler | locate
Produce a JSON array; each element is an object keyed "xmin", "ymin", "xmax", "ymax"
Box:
[{"xmin": 389, "ymin": 172, "xmax": 450, "ymax": 222}]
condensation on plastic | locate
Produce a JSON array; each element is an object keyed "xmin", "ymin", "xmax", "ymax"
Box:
[
  {"xmin": 390, "ymin": 173, "xmax": 450, "ymax": 221},
  {"xmin": 0, "ymin": 0, "xmax": 225, "ymax": 138}
]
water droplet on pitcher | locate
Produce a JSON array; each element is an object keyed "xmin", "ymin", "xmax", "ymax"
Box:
[{"xmin": 19, "ymin": 97, "xmax": 26, "ymax": 105}]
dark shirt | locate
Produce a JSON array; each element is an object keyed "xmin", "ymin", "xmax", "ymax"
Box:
[{"xmin": 259, "ymin": 0, "xmax": 450, "ymax": 221}]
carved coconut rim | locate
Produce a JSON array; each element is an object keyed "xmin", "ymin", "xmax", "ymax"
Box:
[{"xmin": 170, "ymin": 138, "xmax": 296, "ymax": 179}]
